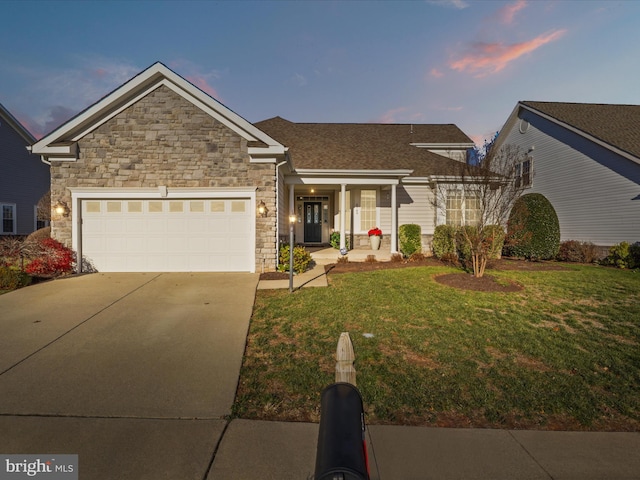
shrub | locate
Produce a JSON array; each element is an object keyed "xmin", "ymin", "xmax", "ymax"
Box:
[
  {"xmin": 432, "ymin": 225, "xmax": 457, "ymax": 259},
  {"xmin": 0, "ymin": 266, "xmax": 32, "ymax": 290},
  {"xmin": 399, "ymin": 224, "xmax": 421, "ymax": 257},
  {"xmin": 631, "ymin": 242, "xmax": 640, "ymax": 268},
  {"xmin": 24, "ymin": 238, "xmax": 75, "ymax": 276},
  {"xmin": 455, "ymin": 226, "xmax": 474, "ymax": 268},
  {"xmin": 390, "ymin": 253, "xmax": 403, "ymax": 263},
  {"xmin": 408, "ymin": 252, "xmax": 427, "ymax": 262},
  {"xmin": 277, "ymin": 244, "xmax": 313, "ymax": 273},
  {"xmin": 365, "ymin": 255, "xmax": 377, "ymax": 263},
  {"xmin": 605, "ymin": 242, "xmax": 639, "ymax": 269},
  {"xmin": 483, "ymin": 225, "xmax": 506, "ymax": 259},
  {"xmin": 557, "ymin": 240, "xmax": 598, "ymax": 263},
  {"xmin": 506, "ymin": 193, "xmax": 560, "ymax": 260},
  {"xmin": 329, "ymin": 232, "xmax": 350, "ymax": 250}
]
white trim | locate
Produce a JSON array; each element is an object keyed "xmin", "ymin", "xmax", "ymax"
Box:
[
  {"xmin": 70, "ymin": 187, "xmax": 256, "ymax": 273},
  {"xmin": 295, "ymin": 168, "xmax": 412, "ymax": 177},
  {"xmin": 410, "ymin": 142, "xmax": 475, "ymax": 149},
  {"xmin": 286, "ymin": 176, "xmax": 401, "ymax": 186}
]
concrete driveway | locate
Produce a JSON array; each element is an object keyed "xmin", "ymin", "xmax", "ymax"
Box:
[{"xmin": 0, "ymin": 272, "xmax": 258, "ymax": 479}]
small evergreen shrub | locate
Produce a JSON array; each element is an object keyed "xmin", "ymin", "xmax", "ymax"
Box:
[
  {"xmin": 557, "ymin": 240, "xmax": 598, "ymax": 263},
  {"xmin": 605, "ymin": 242, "xmax": 639, "ymax": 269},
  {"xmin": 506, "ymin": 193, "xmax": 560, "ymax": 260},
  {"xmin": 399, "ymin": 224, "xmax": 421, "ymax": 257},
  {"xmin": 455, "ymin": 226, "xmax": 476, "ymax": 272},
  {"xmin": 432, "ymin": 225, "xmax": 457, "ymax": 259},
  {"xmin": 329, "ymin": 232, "xmax": 350, "ymax": 250},
  {"xmin": 631, "ymin": 242, "xmax": 640, "ymax": 268},
  {"xmin": 277, "ymin": 244, "xmax": 313, "ymax": 273}
]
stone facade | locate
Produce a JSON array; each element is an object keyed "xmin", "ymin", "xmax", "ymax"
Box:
[{"xmin": 51, "ymin": 85, "xmax": 278, "ymax": 271}]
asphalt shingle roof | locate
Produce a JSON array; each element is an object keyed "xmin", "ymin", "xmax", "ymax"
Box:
[
  {"xmin": 254, "ymin": 117, "xmax": 474, "ymax": 177},
  {"xmin": 521, "ymin": 101, "xmax": 640, "ymax": 160}
]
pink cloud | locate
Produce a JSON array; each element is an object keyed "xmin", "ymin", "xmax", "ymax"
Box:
[
  {"xmin": 186, "ymin": 75, "xmax": 220, "ymax": 99},
  {"xmin": 498, "ymin": 0, "xmax": 527, "ymax": 25},
  {"xmin": 15, "ymin": 114, "xmax": 43, "ymax": 139},
  {"xmin": 373, "ymin": 107, "xmax": 408, "ymax": 124},
  {"xmin": 449, "ymin": 29, "xmax": 567, "ymax": 77},
  {"xmin": 429, "ymin": 67, "xmax": 445, "ymax": 78}
]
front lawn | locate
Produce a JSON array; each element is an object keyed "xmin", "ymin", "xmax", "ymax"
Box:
[{"xmin": 234, "ymin": 264, "xmax": 640, "ymax": 431}]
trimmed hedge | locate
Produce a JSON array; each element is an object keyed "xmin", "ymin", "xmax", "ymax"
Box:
[
  {"xmin": 399, "ymin": 224, "xmax": 422, "ymax": 257},
  {"xmin": 432, "ymin": 225, "xmax": 457, "ymax": 259},
  {"xmin": 506, "ymin": 193, "xmax": 560, "ymax": 260}
]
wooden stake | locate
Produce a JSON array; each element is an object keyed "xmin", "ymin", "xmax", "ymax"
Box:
[{"xmin": 335, "ymin": 332, "xmax": 356, "ymax": 386}]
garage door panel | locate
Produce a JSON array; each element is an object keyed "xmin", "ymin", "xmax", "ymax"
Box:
[{"xmin": 81, "ymin": 198, "xmax": 253, "ymax": 272}]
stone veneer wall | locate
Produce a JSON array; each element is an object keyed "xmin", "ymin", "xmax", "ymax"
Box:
[{"xmin": 50, "ymin": 85, "xmax": 278, "ymax": 271}]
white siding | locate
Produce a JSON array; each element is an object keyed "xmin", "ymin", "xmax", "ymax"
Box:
[
  {"xmin": 396, "ymin": 185, "xmax": 436, "ymax": 234},
  {"xmin": 503, "ymin": 111, "xmax": 640, "ymax": 245}
]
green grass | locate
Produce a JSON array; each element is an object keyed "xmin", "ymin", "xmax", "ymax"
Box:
[{"xmin": 234, "ymin": 264, "xmax": 640, "ymax": 431}]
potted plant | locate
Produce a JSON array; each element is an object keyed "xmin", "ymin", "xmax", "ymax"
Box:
[{"xmin": 368, "ymin": 227, "xmax": 382, "ymax": 250}]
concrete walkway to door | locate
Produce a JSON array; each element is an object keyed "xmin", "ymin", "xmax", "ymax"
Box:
[{"xmin": 0, "ymin": 272, "xmax": 258, "ymax": 479}]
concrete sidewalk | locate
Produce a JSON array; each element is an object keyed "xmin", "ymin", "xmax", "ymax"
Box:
[{"xmin": 209, "ymin": 419, "xmax": 640, "ymax": 479}]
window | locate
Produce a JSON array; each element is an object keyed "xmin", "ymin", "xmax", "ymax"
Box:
[
  {"xmin": 446, "ymin": 192, "xmax": 480, "ymax": 227},
  {"xmin": 360, "ymin": 190, "xmax": 377, "ymax": 231},
  {"xmin": 446, "ymin": 192, "xmax": 463, "ymax": 227},
  {"xmin": 2, "ymin": 204, "xmax": 16, "ymax": 234},
  {"xmin": 515, "ymin": 158, "xmax": 532, "ymax": 188}
]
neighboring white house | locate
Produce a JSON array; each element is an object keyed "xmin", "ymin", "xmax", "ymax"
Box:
[
  {"xmin": 495, "ymin": 101, "xmax": 640, "ymax": 247},
  {"xmin": 0, "ymin": 103, "xmax": 50, "ymax": 235}
]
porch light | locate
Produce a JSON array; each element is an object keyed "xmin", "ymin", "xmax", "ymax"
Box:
[
  {"xmin": 257, "ymin": 201, "xmax": 268, "ymax": 217},
  {"xmin": 54, "ymin": 200, "xmax": 70, "ymax": 217}
]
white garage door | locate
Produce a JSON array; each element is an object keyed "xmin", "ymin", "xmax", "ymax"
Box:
[{"xmin": 81, "ymin": 198, "xmax": 253, "ymax": 272}]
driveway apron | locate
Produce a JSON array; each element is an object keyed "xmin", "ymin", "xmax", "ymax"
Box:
[{"xmin": 0, "ymin": 272, "xmax": 258, "ymax": 479}]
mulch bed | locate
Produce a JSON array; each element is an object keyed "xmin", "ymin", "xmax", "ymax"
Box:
[{"xmin": 259, "ymin": 258, "xmax": 570, "ymax": 292}]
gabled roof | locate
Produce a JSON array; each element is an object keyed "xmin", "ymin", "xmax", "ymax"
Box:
[
  {"xmin": 509, "ymin": 101, "xmax": 640, "ymax": 164},
  {"xmin": 255, "ymin": 117, "xmax": 474, "ymax": 177},
  {"xmin": 31, "ymin": 62, "xmax": 285, "ymax": 161},
  {"xmin": 0, "ymin": 102, "xmax": 36, "ymax": 144}
]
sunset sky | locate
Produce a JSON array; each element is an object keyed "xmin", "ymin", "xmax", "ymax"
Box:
[{"xmin": 1, "ymin": 0, "xmax": 638, "ymax": 145}]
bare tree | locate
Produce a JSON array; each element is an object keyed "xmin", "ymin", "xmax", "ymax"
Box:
[
  {"xmin": 433, "ymin": 143, "xmax": 530, "ymax": 277},
  {"xmin": 36, "ymin": 189, "xmax": 51, "ymax": 226}
]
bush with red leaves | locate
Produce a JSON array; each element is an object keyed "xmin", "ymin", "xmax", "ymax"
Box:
[{"xmin": 25, "ymin": 238, "xmax": 75, "ymax": 276}]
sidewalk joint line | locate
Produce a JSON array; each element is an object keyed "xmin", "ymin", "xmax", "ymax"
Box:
[
  {"xmin": 507, "ymin": 430, "xmax": 555, "ymax": 479},
  {"xmin": 202, "ymin": 417, "xmax": 231, "ymax": 479},
  {"xmin": 0, "ymin": 273, "xmax": 163, "ymax": 377}
]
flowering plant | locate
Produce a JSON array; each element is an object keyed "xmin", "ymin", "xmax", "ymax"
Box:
[{"xmin": 368, "ymin": 227, "xmax": 382, "ymax": 237}]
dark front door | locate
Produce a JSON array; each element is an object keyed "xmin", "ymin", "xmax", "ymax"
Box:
[{"xmin": 304, "ymin": 202, "xmax": 322, "ymax": 243}]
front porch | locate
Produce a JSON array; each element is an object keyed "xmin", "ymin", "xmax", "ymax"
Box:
[{"xmin": 308, "ymin": 246, "xmax": 394, "ymax": 265}]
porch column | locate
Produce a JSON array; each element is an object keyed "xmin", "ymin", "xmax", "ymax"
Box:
[
  {"xmin": 391, "ymin": 183, "xmax": 398, "ymax": 253},
  {"xmin": 340, "ymin": 183, "xmax": 347, "ymax": 250}
]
